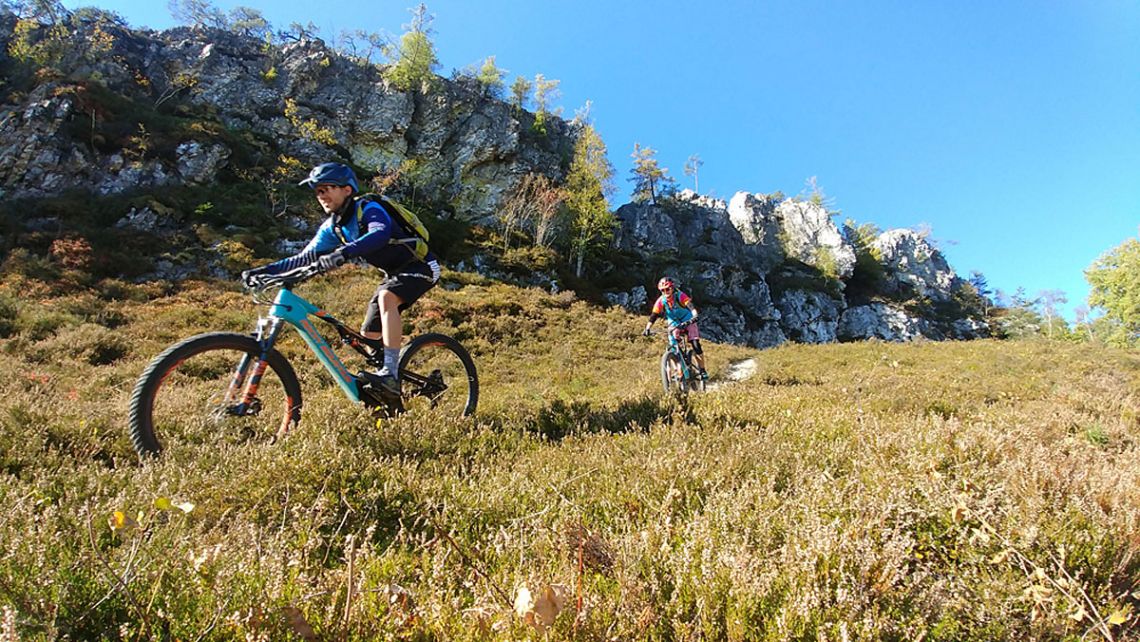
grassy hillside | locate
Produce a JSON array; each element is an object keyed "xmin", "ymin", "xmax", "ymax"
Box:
[{"xmin": 0, "ymin": 268, "xmax": 1137, "ymax": 641}]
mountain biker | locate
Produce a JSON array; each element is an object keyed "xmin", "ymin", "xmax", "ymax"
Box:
[
  {"xmin": 642, "ymin": 276, "xmax": 708, "ymax": 380},
  {"xmin": 242, "ymin": 162, "xmax": 441, "ymax": 397}
]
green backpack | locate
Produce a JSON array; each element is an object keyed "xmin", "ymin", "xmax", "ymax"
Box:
[{"xmin": 351, "ymin": 193, "xmax": 431, "ymax": 261}]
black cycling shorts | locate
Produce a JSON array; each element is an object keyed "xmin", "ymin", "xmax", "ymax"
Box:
[{"xmin": 361, "ymin": 259, "xmax": 441, "ymax": 333}]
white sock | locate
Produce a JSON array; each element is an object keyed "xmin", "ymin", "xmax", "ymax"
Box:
[{"xmin": 384, "ymin": 348, "xmax": 400, "ymax": 377}]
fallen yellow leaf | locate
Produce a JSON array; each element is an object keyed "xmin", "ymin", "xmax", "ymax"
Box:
[{"xmin": 109, "ymin": 510, "xmax": 137, "ymax": 531}]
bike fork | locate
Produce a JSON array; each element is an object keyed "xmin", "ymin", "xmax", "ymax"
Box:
[{"xmin": 225, "ymin": 317, "xmax": 284, "ymax": 415}]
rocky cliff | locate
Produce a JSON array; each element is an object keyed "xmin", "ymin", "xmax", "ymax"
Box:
[
  {"xmin": 609, "ymin": 191, "xmax": 987, "ymax": 346},
  {"xmin": 0, "ymin": 11, "xmax": 988, "ymax": 348},
  {"xmin": 0, "ymin": 12, "xmax": 573, "ymax": 219}
]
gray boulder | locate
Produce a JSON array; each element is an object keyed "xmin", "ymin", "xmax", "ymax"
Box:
[
  {"xmin": 176, "ymin": 141, "xmax": 231, "ymax": 184},
  {"xmin": 838, "ymin": 303, "xmax": 935, "ymax": 342},
  {"xmin": 605, "ymin": 286, "xmax": 648, "ymax": 312},
  {"xmin": 777, "ymin": 289, "xmax": 846, "ymax": 343}
]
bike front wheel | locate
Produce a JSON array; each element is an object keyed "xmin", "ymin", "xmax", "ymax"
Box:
[
  {"xmin": 128, "ymin": 332, "xmax": 303, "ymax": 458},
  {"xmin": 661, "ymin": 351, "xmax": 688, "ymax": 396},
  {"xmin": 399, "ymin": 333, "xmax": 478, "ymax": 417}
]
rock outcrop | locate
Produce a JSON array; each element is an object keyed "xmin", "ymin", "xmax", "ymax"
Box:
[
  {"xmin": 613, "ymin": 191, "xmax": 987, "ymax": 347},
  {"xmin": 873, "ymin": 229, "xmax": 960, "ymax": 302},
  {"xmin": 0, "ymin": 20, "xmax": 573, "ymax": 220}
]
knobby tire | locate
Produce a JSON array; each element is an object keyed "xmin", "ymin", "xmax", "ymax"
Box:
[
  {"xmin": 128, "ymin": 332, "xmax": 302, "ymax": 458},
  {"xmin": 398, "ymin": 333, "xmax": 479, "ymax": 417}
]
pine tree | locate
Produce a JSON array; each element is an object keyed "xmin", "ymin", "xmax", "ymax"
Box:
[
  {"xmin": 566, "ymin": 124, "xmax": 616, "ymax": 277},
  {"xmin": 968, "ymin": 270, "xmax": 993, "ymax": 315},
  {"xmin": 629, "ymin": 143, "xmax": 669, "ymax": 205},
  {"xmin": 477, "ymin": 56, "xmax": 505, "ymax": 97},
  {"xmin": 509, "ymin": 75, "xmax": 532, "ymax": 111},
  {"xmin": 228, "ymin": 6, "xmax": 269, "ymax": 39}
]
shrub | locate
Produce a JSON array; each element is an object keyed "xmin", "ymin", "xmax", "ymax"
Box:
[
  {"xmin": 26, "ymin": 323, "xmax": 130, "ymax": 365},
  {"xmin": 0, "ymin": 292, "xmax": 18, "ymax": 337}
]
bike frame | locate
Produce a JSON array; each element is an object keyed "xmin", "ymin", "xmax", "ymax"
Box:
[
  {"xmin": 665, "ymin": 329, "xmax": 697, "ymax": 381},
  {"xmin": 227, "ymin": 285, "xmax": 378, "ymax": 411},
  {"xmin": 266, "ymin": 287, "xmax": 365, "ymax": 402}
]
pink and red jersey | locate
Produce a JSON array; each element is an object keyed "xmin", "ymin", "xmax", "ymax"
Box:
[{"xmin": 652, "ymin": 291, "xmax": 695, "ymax": 324}]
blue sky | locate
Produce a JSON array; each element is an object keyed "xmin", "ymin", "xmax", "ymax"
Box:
[{"xmin": 62, "ymin": 0, "xmax": 1140, "ymax": 319}]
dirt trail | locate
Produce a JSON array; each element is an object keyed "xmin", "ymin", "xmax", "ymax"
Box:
[{"xmin": 705, "ymin": 358, "xmax": 757, "ymax": 391}]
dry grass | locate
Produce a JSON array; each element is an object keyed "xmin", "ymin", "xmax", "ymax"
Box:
[{"xmin": 0, "ymin": 267, "xmax": 1137, "ymax": 640}]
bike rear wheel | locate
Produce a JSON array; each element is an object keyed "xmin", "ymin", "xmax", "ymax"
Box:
[
  {"xmin": 398, "ymin": 333, "xmax": 478, "ymax": 417},
  {"xmin": 128, "ymin": 332, "xmax": 302, "ymax": 457},
  {"xmin": 661, "ymin": 351, "xmax": 688, "ymax": 396}
]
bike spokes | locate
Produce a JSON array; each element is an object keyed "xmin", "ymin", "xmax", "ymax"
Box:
[
  {"xmin": 147, "ymin": 347, "xmax": 293, "ymax": 451},
  {"xmin": 399, "ymin": 336, "xmax": 477, "ymax": 417}
]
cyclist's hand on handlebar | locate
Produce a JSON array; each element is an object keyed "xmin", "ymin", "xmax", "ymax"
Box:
[
  {"xmin": 316, "ymin": 250, "xmax": 346, "ymax": 272},
  {"xmin": 242, "ymin": 268, "xmax": 267, "ymax": 289}
]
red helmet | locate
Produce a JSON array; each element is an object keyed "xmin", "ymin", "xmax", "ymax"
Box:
[{"xmin": 657, "ymin": 277, "xmax": 675, "ymax": 292}]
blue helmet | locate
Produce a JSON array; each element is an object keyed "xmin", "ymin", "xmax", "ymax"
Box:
[{"xmin": 299, "ymin": 162, "xmax": 359, "ymax": 193}]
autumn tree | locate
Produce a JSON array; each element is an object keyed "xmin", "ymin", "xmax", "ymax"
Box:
[
  {"xmin": 498, "ymin": 173, "xmax": 566, "ymax": 249},
  {"xmin": 566, "ymin": 124, "xmax": 616, "ymax": 277},
  {"xmin": 1086, "ymin": 234, "xmax": 1140, "ymax": 347},
  {"xmin": 7, "ymin": 0, "xmax": 71, "ymax": 68},
  {"xmin": 383, "ymin": 3, "xmax": 439, "ymax": 92}
]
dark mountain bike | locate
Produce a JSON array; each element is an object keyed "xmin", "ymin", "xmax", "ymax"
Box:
[
  {"xmin": 651, "ymin": 321, "xmax": 705, "ymax": 395},
  {"xmin": 128, "ymin": 264, "xmax": 477, "ymax": 457}
]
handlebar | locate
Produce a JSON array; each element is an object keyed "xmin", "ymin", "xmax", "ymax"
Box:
[
  {"xmin": 642, "ymin": 315, "xmax": 708, "ymax": 337},
  {"xmin": 245, "ymin": 263, "xmax": 323, "ymax": 292}
]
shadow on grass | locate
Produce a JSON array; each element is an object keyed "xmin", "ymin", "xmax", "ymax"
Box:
[{"xmin": 520, "ymin": 394, "xmax": 695, "ymax": 441}]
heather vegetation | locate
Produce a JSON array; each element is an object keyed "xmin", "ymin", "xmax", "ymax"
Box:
[
  {"xmin": 2, "ymin": 2, "xmax": 1139, "ymax": 638},
  {"xmin": 0, "ymin": 260, "xmax": 1138, "ymax": 640}
]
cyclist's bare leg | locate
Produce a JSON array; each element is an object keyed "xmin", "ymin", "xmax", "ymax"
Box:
[
  {"xmin": 691, "ymin": 339, "xmax": 707, "ymax": 372},
  {"xmin": 362, "ymin": 290, "xmax": 405, "ymax": 349}
]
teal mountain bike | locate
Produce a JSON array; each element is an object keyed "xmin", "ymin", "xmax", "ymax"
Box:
[
  {"xmin": 128, "ymin": 264, "xmax": 478, "ymax": 457},
  {"xmin": 654, "ymin": 321, "xmax": 706, "ymax": 395}
]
